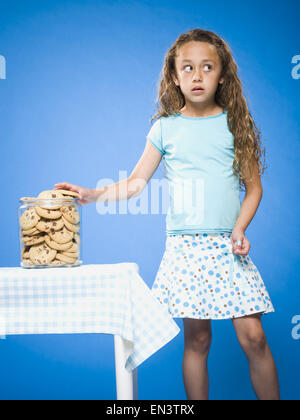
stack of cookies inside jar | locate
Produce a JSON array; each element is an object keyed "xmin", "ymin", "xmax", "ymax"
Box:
[{"xmin": 19, "ymin": 189, "xmax": 82, "ymax": 268}]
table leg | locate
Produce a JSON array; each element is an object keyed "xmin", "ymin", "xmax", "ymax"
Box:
[{"xmin": 114, "ymin": 335, "xmax": 138, "ymax": 400}]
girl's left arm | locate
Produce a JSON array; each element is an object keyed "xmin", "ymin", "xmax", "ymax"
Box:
[{"xmin": 231, "ymin": 158, "xmax": 263, "ymax": 255}]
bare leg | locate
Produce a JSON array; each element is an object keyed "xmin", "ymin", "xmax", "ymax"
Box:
[
  {"xmin": 182, "ymin": 318, "xmax": 212, "ymax": 400},
  {"xmin": 232, "ymin": 313, "xmax": 280, "ymax": 400}
]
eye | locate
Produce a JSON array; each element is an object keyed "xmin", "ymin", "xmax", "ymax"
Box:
[{"xmin": 183, "ymin": 64, "xmax": 213, "ymax": 72}]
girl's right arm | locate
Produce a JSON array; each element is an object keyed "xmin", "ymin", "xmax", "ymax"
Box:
[{"xmin": 54, "ymin": 140, "xmax": 163, "ymax": 205}]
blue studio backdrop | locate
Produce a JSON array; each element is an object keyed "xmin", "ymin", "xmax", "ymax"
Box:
[{"xmin": 0, "ymin": 0, "xmax": 299, "ymax": 400}]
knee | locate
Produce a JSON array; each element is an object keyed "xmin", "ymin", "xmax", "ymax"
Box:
[
  {"xmin": 185, "ymin": 330, "xmax": 212, "ymax": 355},
  {"xmin": 240, "ymin": 330, "xmax": 267, "ymax": 356}
]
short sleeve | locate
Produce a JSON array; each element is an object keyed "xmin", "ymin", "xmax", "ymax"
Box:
[{"xmin": 146, "ymin": 118, "xmax": 165, "ymax": 155}]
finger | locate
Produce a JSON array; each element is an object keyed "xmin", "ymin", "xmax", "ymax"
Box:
[
  {"xmin": 240, "ymin": 240, "xmax": 249, "ymax": 252},
  {"xmin": 233, "ymin": 239, "xmax": 245, "ymax": 253},
  {"xmin": 55, "ymin": 183, "xmax": 79, "ymax": 193},
  {"xmin": 244, "ymin": 239, "xmax": 250, "ymax": 250},
  {"xmin": 233, "ymin": 247, "xmax": 242, "ymax": 254},
  {"xmin": 234, "ymin": 248, "xmax": 246, "ymax": 255},
  {"xmin": 239, "ymin": 249, "xmax": 246, "ymax": 256},
  {"xmin": 237, "ymin": 239, "xmax": 244, "ymax": 250},
  {"xmin": 54, "ymin": 183, "xmax": 70, "ymax": 189},
  {"xmin": 54, "ymin": 182, "xmax": 76, "ymax": 190},
  {"xmin": 234, "ymin": 242, "xmax": 249, "ymax": 255},
  {"xmin": 232, "ymin": 240, "xmax": 238, "ymax": 249},
  {"xmin": 244, "ymin": 243, "xmax": 250, "ymax": 254}
]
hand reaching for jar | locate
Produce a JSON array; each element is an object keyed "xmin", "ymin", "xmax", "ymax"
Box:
[{"xmin": 54, "ymin": 182, "xmax": 97, "ymax": 205}]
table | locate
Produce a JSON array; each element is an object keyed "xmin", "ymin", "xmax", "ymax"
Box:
[{"xmin": 0, "ymin": 263, "xmax": 180, "ymax": 400}]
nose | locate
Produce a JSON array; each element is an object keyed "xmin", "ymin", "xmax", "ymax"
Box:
[{"xmin": 192, "ymin": 68, "xmax": 203, "ymax": 81}]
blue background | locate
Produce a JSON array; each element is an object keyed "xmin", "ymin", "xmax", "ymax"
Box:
[{"xmin": 0, "ymin": 0, "xmax": 299, "ymax": 400}]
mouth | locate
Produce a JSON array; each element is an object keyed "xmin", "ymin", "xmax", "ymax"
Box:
[{"xmin": 192, "ymin": 87, "xmax": 204, "ymax": 92}]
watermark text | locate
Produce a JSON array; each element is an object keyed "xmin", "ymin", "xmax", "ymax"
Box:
[
  {"xmin": 95, "ymin": 170, "xmax": 205, "ymax": 226},
  {"xmin": 291, "ymin": 55, "xmax": 300, "ymax": 80},
  {"xmin": 0, "ymin": 55, "xmax": 6, "ymax": 79},
  {"xmin": 292, "ymin": 315, "xmax": 300, "ymax": 340}
]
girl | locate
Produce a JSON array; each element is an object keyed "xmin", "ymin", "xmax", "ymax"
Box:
[{"xmin": 54, "ymin": 28, "xmax": 280, "ymax": 400}]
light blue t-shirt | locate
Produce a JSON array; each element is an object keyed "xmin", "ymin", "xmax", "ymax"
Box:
[{"xmin": 146, "ymin": 110, "xmax": 241, "ymax": 235}]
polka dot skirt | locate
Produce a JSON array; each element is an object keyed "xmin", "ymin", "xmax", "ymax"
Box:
[{"xmin": 151, "ymin": 232, "xmax": 275, "ymax": 320}]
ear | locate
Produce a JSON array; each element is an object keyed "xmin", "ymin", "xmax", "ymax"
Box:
[
  {"xmin": 219, "ymin": 77, "xmax": 224, "ymax": 85},
  {"xmin": 172, "ymin": 71, "xmax": 180, "ymax": 87}
]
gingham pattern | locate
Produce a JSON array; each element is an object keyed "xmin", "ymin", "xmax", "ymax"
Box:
[{"xmin": 0, "ymin": 264, "xmax": 180, "ymax": 372}]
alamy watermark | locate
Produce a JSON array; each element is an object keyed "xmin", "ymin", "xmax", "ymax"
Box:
[
  {"xmin": 0, "ymin": 55, "xmax": 6, "ymax": 79},
  {"xmin": 95, "ymin": 170, "xmax": 205, "ymax": 226},
  {"xmin": 291, "ymin": 55, "xmax": 300, "ymax": 80},
  {"xmin": 291, "ymin": 315, "xmax": 300, "ymax": 340},
  {"xmin": 290, "ymin": 58, "xmax": 299, "ymax": 340}
]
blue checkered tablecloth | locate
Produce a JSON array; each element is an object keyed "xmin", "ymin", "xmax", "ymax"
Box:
[{"xmin": 0, "ymin": 263, "xmax": 180, "ymax": 372}]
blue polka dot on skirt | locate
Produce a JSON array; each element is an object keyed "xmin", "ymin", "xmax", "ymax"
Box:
[{"xmin": 151, "ymin": 232, "xmax": 275, "ymax": 320}]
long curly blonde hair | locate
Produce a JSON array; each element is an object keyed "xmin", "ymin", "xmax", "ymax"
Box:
[{"xmin": 150, "ymin": 28, "xmax": 266, "ymax": 192}]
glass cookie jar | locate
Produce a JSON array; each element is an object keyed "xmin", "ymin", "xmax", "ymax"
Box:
[{"xmin": 19, "ymin": 198, "xmax": 82, "ymax": 268}]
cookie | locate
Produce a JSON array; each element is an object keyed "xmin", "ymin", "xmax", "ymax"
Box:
[
  {"xmin": 36, "ymin": 218, "xmax": 64, "ymax": 233},
  {"xmin": 45, "ymin": 235, "xmax": 73, "ymax": 251},
  {"xmin": 74, "ymin": 232, "xmax": 80, "ymax": 245},
  {"xmin": 56, "ymin": 253, "xmax": 77, "ymax": 264},
  {"xmin": 22, "ymin": 245, "xmax": 31, "ymax": 258},
  {"xmin": 67, "ymin": 242, "xmax": 79, "ymax": 253},
  {"xmin": 20, "ymin": 208, "xmax": 40, "ymax": 230},
  {"xmin": 22, "ymin": 233, "xmax": 46, "ymax": 246},
  {"xmin": 37, "ymin": 190, "xmax": 66, "ymax": 210},
  {"xmin": 22, "ymin": 226, "xmax": 40, "ymax": 236},
  {"xmin": 23, "ymin": 250, "xmax": 30, "ymax": 259},
  {"xmin": 29, "ymin": 243, "xmax": 57, "ymax": 265},
  {"xmin": 61, "ymin": 250, "xmax": 79, "ymax": 258},
  {"xmin": 38, "ymin": 190, "xmax": 65, "ymax": 200},
  {"xmin": 48, "ymin": 226, "xmax": 73, "ymax": 244},
  {"xmin": 61, "ymin": 205, "xmax": 80, "ymax": 224},
  {"xmin": 22, "ymin": 259, "xmax": 35, "ymax": 267},
  {"xmin": 62, "ymin": 215, "xmax": 80, "ymax": 233},
  {"xmin": 35, "ymin": 206, "xmax": 62, "ymax": 220},
  {"xmin": 48, "ymin": 259, "xmax": 65, "ymax": 266},
  {"xmin": 54, "ymin": 189, "xmax": 80, "ymax": 198}
]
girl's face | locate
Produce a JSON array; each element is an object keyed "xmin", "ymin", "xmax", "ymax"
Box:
[{"xmin": 172, "ymin": 41, "xmax": 224, "ymax": 107}]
